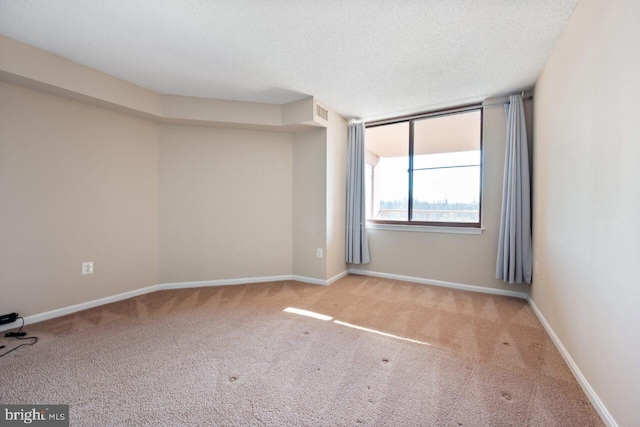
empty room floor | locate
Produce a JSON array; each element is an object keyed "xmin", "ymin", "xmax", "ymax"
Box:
[{"xmin": 0, "ymin": 275, "xmax": 602, "ymax": 426}]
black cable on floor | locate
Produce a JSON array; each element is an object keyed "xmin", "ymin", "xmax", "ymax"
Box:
[{"xmin": 0, "ymin": 317, "xmax": 38, "ymax": 358}]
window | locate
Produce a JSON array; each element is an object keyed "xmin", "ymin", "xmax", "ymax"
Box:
[{"xmin": 364, "ymin": 106, "xmax": 482, "ymax": 228}]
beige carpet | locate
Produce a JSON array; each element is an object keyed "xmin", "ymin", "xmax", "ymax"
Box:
[{"xmin": 0, "ymin": 275, "xmax": 602, "ymax": 426}]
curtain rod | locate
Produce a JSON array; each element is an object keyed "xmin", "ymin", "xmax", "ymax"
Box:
[
  {"xmin": 365, "ymin": 103, "xmax": 482, "ymax": 127},
  {"xmin": 365, "ymin": 95, "xmax": 533, "ymax": 126},
  {"xmin": 483, "ymin": 95, "xmax": 533, "ymax": 108}
]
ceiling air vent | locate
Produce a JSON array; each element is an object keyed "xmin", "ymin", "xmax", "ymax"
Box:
[{"xmin": 316, "ymin": 104, "xmax": 329, "ymax": 121}]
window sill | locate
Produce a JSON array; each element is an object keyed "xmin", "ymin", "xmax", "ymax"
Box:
[{"xmin": 367, "ymin": 223, "xmax": 484, "ymax": 235}]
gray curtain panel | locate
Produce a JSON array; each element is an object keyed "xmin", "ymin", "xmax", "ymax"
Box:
[
  {"xmin": 346, "ymin": 121, "xmax": 370, "ymax": 264},
  {"xmin": 496, "ymin": 94, "xmax": 532, "ymax": 284}
]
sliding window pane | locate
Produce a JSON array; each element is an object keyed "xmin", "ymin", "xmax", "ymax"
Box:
[
  {"xmin": 365, "ymin": 122, "xmax": 409, "ymax": 221},
  {"xmin": 412, "ymin": 110, "xmax": 481, "ymax": 224}
]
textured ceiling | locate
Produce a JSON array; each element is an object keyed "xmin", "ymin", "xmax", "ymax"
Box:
[{"xmin": 0, "ymin": 0, "xmax": 577, "ymax": 120}]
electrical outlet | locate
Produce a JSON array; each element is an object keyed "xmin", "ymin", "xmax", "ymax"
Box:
[
  {"xmin": 316, "ymin": 248, "xmax": 323, "ymax": 258},
  {"xmin": 534, "ymin": 261, "xmax": 539, "ymax": 274},
  {"xmin": 82, "ymin": 261, "xmax": 94, "ymax": 275}
]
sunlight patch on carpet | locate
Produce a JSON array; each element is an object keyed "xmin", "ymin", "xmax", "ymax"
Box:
[
  {"xmin": 283, "ymin": 307, "xmax": 430, "ymax": 346},
  {"xmin": 333, "ymin": 320, "xmax": 431, "ymax": 346},
  {"xmin": 283, "ymin": 307, "xmax": 333, "ymax": 321}
]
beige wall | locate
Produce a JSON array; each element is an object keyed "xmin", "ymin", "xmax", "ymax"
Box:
[
  {"xmin": 0, "ymin": 77, "xmax": 314, "ymax": 319},
  {"xmin": 0, "ymin": 38, "xmax": 349, "ymax": 318},
  {"xmin": 326, "ymin": 110, "xmax": 348, "ymax": 278},
  {"xmin": 292, "ymin": 129, "xmax": 327, "ymax": 280},
  {"xmin": 531, "ymin": 0, "xmax": 640, "ymax": 425},
  {"xmin": 0, "ymin": 81, "xmax": 159, "ymax": 317},
  {"xmin": 350, "ymin": 100, "xmax": 531, "ymax": 295},
  {"xmin": 159, "ymin": 126, "xmax": 293, "ymax": 283}
]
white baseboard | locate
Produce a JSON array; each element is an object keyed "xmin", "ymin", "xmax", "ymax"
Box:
[
  {"xmin": 156, "ymin": 275, "xmax": 293, "ymax": 290},
  {"xmin": 348, "ymin": 268, "xmax": 528, "ymax": 299},
  {"xmin": 527, "ymin": 298, "xmax": 617, "ymax": 427},
  {"xmin": 290, "ymin": 270, "xmax": 349, "ymax": 286},
  {"xmin": 0, "ymin": 284, "xmax": 158, "ymax": 333},
  {"xmin": 291, "ymin": 275, "xmax": 326, "ymax": 286},
  {"xmin": 326, "ymin": 270, "xmax": 349, "ymax": 286},
  {"xmin": 0, "ymin": 273, "xmax": 350, "ymax": 332}
]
